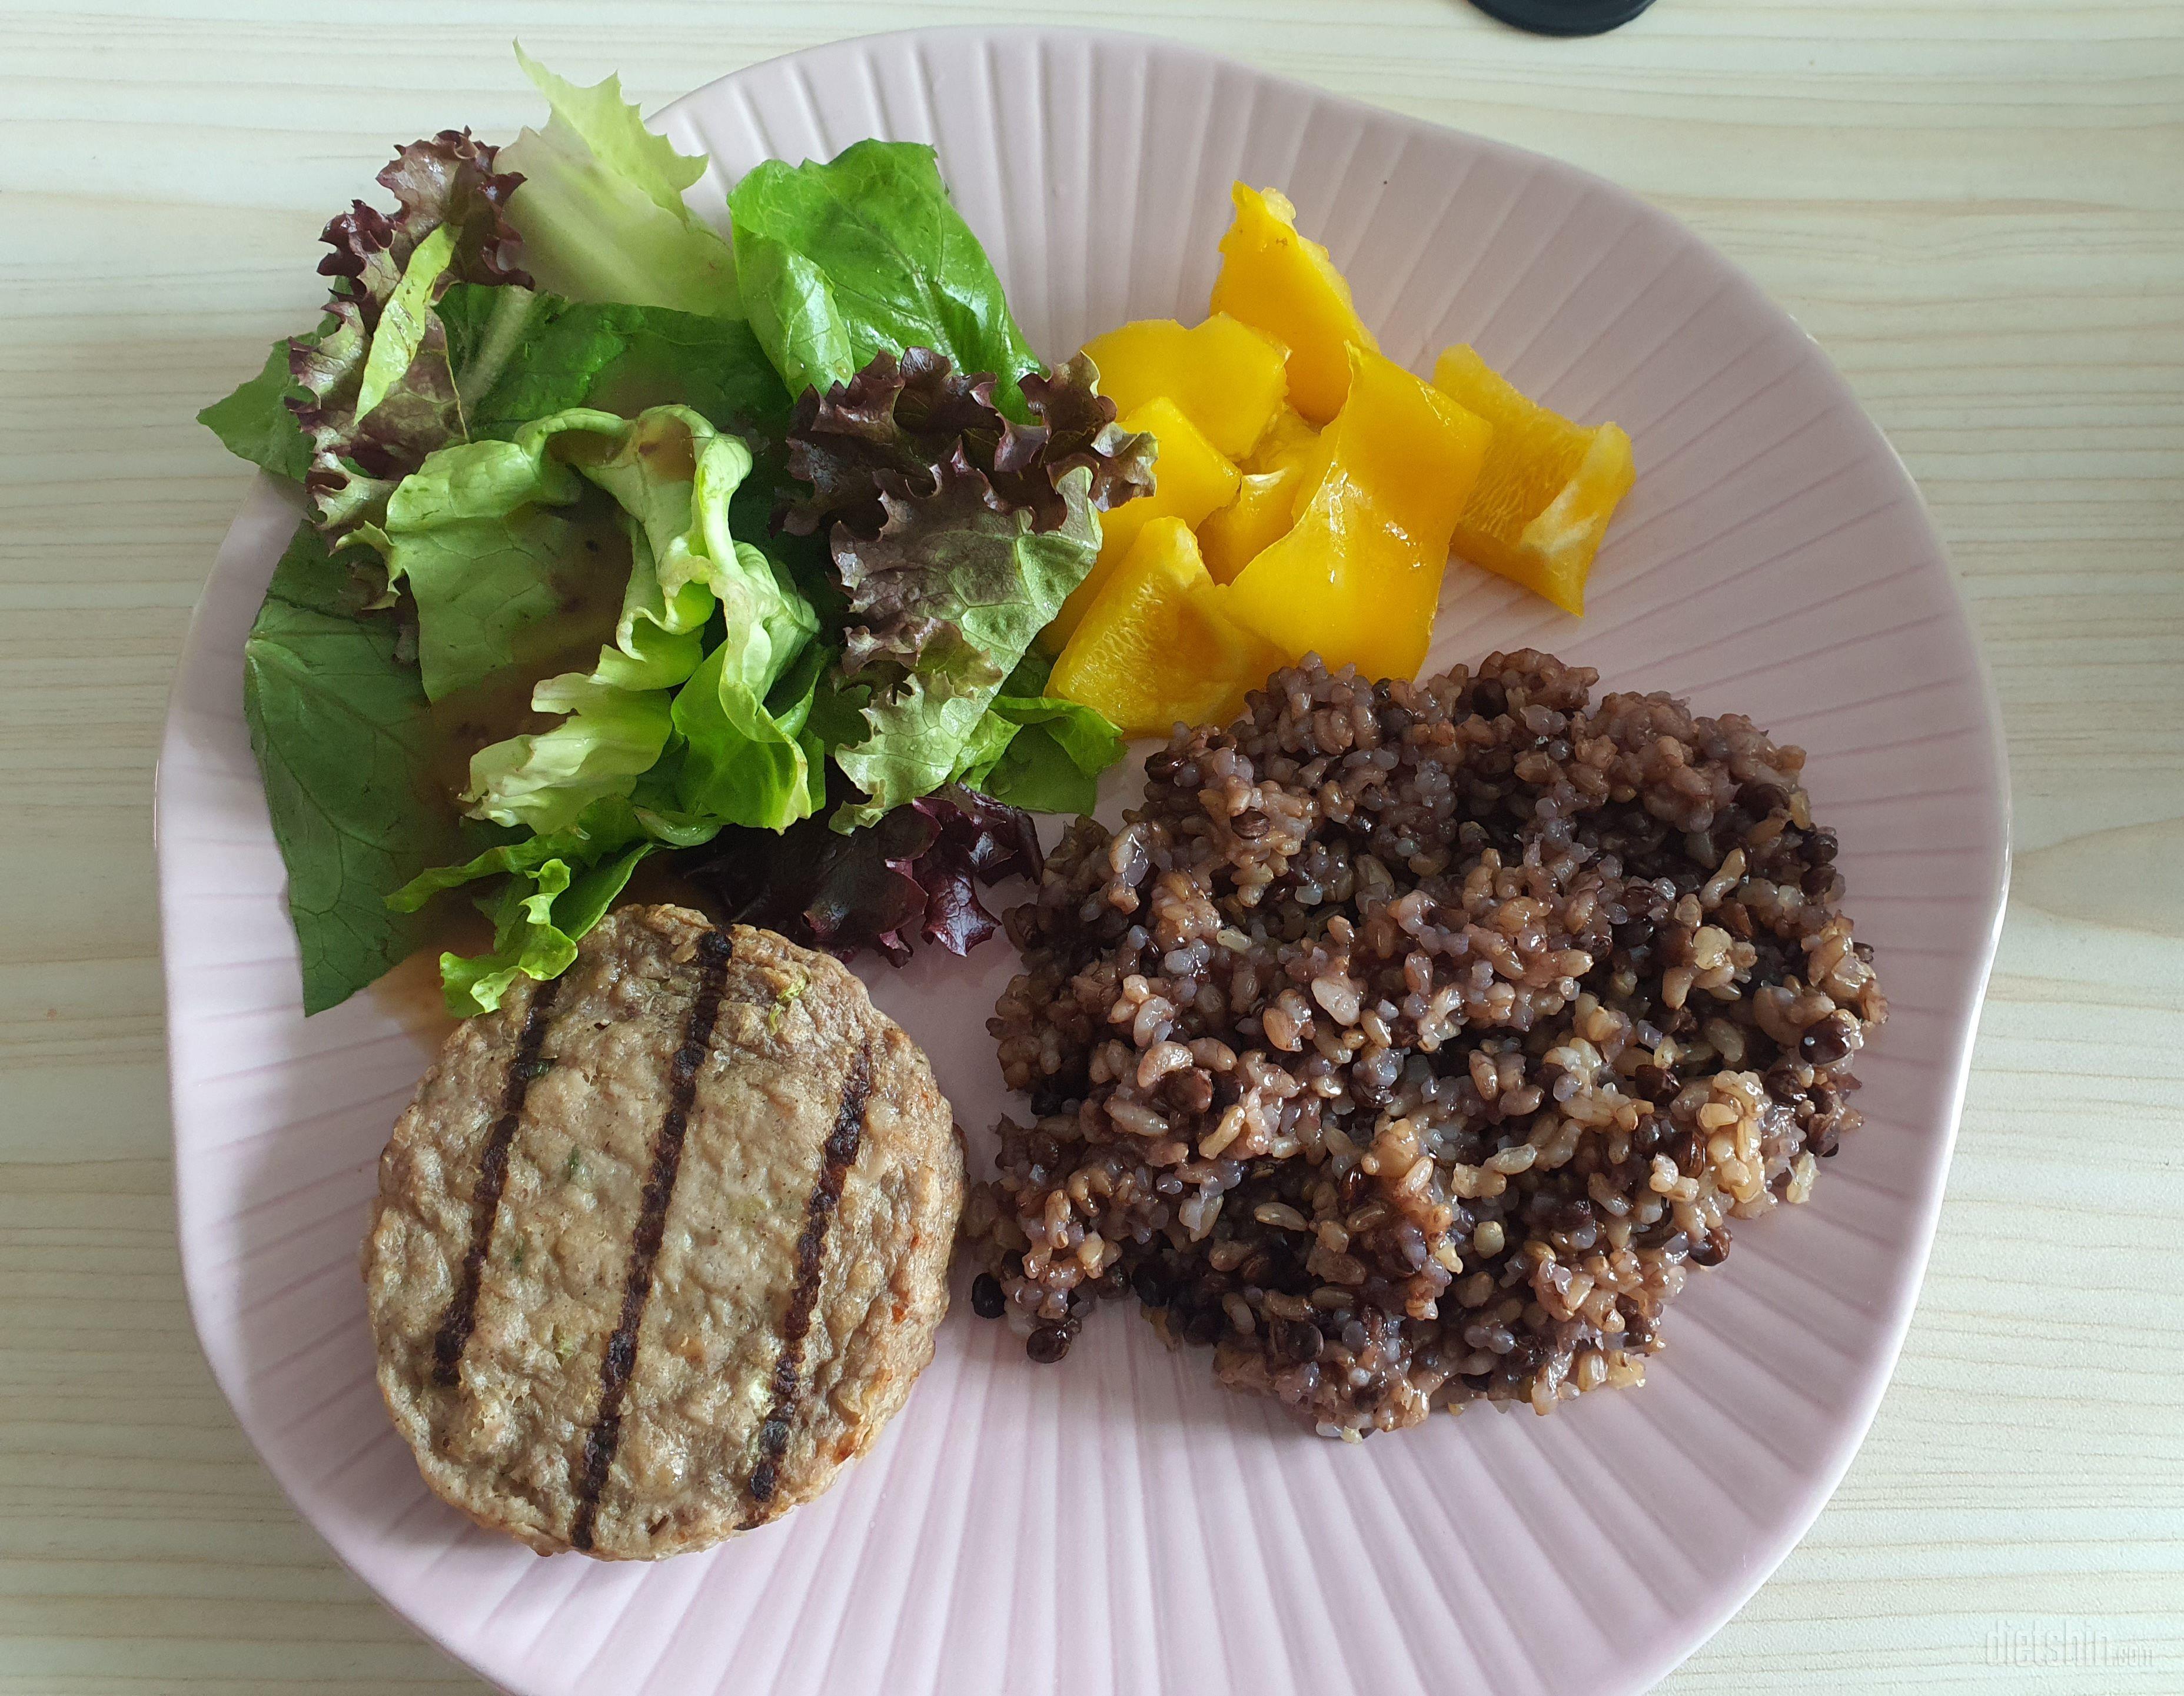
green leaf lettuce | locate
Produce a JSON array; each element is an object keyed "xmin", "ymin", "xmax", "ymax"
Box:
[
  {"xmin": 959, "ymin": 654, "xmax": 1126, "ymax": 814},
  {"xmin": 830, "ymin": 461, "xmax": 1101, "ymax": 823},
  {"xmin": 198, "ymin": 341, "xmax": 311, "ymax": 481},
  {"xmin": 436, "ymin": 284, "xmax": 789, "ymax": 441},
  {"xmin": 500, "ymin": 45, "xmax": 741, "ymax": 318},
  {"xmin": 387, "ymin": 799, "xmax": 676, "ymax": 1016},
  {"xmin": 727, "ymin": 140, "xmax": 1041, "ymax": 411},
  {"xmin": 241, "ymin": 526, "xmax": 466, "ymax": 1014},
  {"xmin": 374, "ymin": 405, "xmax": 819, "ymax": 836}
]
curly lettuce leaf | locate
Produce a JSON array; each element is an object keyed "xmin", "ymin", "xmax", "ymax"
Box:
[
  {"xmin": 684, "ymin": 787, "xmax": 1041, "ymax": 966},
  {"xmin": 390, "ymin": 803, "xmax": 630, "ymax": 909},
  {"xmin": 500, "ymin": 45, "xmax": 739, "ymax": 318},
  {"xmin": 782, "ymin": 348, "xmax": 1154, "ymax": 544},
  {"xmin": 829, "ymin": 457, "xmax": 1103, "ymax": 823},
  {"xmin": 821, "ymin": 357, "xmax": 1149, "ymax": 679},
  {"xmin": 775, "ymin": 350, "xmax": 1139, "ymax": 825},
  {"xmin": 421, "ymin": 409, "xmax": 817, "ymax": 834},
  {"xmin": 436, "ymin": 840, "xmax": 652, "ymax": 1016},
  {"xmin": 288, "ymin": 131, "xmax": 531, "ymax": 541},
  {"xmin": 727, "ymin": 141, "xmax": 1040, "ymax": 412},
  {"xmin": 241, "ymin": 526, "xmax": 466, "ymax": 1013},
  {"xmin": 387, "ymin": 793, "xmax": 723, "ymax": 1015},
  {"xmin": 437, "ymin": 855, "xmax": 574, "ymax": 1015}
]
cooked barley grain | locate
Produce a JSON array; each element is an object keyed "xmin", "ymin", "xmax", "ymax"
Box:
[{"xmin": 965, "ymin": 652, "xmax": 1886, "ymax": 1436}]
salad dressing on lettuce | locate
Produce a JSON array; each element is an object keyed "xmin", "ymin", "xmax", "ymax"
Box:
[
  {"xmin": 201, "ymin": 48, "xmax": 1142, "ymax": 1017},
  {"xmin": 421, "ymin": 550, "xmax": 625, "ymax": 804},
  {"xmin": 202, "ymin": 46, "xmax": 1633, "ymax": 1024}
]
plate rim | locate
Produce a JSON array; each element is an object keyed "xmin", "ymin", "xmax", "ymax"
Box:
[{"xmin": 157, "ymin": 24, "xmax": 2013, "ymax": 1696}]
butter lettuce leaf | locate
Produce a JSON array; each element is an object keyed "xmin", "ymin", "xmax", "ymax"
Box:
[
  {"xmin": 242, "ymin": 526, "xmax": 466, "ymax": 1013},
  {"xmin": 198, "ymin": 341, "xmax": 311, "ymax": 481},
  {"xmin": 965, "ymin": 690, "xmax": 1125, "ymax": 816},
  {"xmin": 371, "ymin": 417, "xmax": 593, "ymax": 701},
  {"xmin": 465, "ymin": 671, "xmax": 679, "ymax": 836},
  {"xmin": 373, "ymin": 405, "xmax": 765, "ymax": 706},
  {"xmin": 727, "ymin": 140, "xmax": 1040, "ymax": 411},
  {"xmin": 360, "ymin": 401, "xmax": 819, "ymax": 1008},
  {"xmin": 670, "ymin": 567, "xmax": 826, "ymax": 829},
  {"xmin": 402, "ymin": 408, "xmax": 817, "ymax": 834},
  {"xmin": 500, "ymin": 45, "xmax": 740, "ymax": 318}
]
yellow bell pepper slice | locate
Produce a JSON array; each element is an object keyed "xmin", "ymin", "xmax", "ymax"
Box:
[
  {"xmin": 1224, "ymin": 346, "xmax": 1489, "ymax": 681},
  {"xmin": 1199, "ymin": 410, "xmax": 1334, "ymax": 584},
  {"xmin": 1247, "ymin": 406, "xmax": 1318, "ymax": 473},
  {"xmin": 1252, "ymin": 407, "xmax": 1337, "ymax": 522},
  {"xmin": 1046, "ymin": 396, "xmax": 1240, "ymax": 649},
  {"xmin": 1052, "ymin": 518, "xmax": 1289, "ymax": 739},
  {"xmin": 1198, "ymin": 471, "xmax": 1300, "ymax": 586},
  {"xmin": 1080, "ymin": 314, "xmax": 1290, "ymax": 460},
  {"xmin": 1209, "ymin": 184, "xmax": 1378, "ymax": 427},
  {"xmin": 1432, "ymin": 345, "xmax": 1634, "ymax": 617}
]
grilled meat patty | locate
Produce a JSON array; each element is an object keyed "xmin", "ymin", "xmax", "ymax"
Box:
[{"xmin": 364, "ymin": 907, "xmax": 963, "ymax": 1559}]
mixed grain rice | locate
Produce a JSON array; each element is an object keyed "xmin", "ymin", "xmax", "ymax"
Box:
[{"xmin": 963, "ymin": 651, "xmax": 1887, "ymax": 1437}]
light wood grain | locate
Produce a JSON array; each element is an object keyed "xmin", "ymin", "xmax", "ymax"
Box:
[{"xmin": 2, "ymin": 1, "xmax": 2179, "ymax": 1690}]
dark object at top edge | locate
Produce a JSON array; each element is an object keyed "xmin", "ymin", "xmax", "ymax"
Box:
[{"xmin": 1469, "ymin": 0, "xmax": 1657, "ymax": 37}]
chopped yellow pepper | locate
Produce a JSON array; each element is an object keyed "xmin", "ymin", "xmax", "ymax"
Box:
[
  {"xmin": 1080, "ymin": 315, "xmax": 1290, "ymax": 460},
  {"xmin": 1209, "ymin": 184, "xmax": 1379, "ymax": 427},
  {"xmin": 1047, "ymin": 396, "xmax": 1240, "ymax": 648},
  {"xmin": 1248, "ymin": 405, "xmax": 1320, "ymax": 473},
  {"xmin": 1198, "ymin": 471, "xmax": 1299, "ymax": 585},
  {"xmin": 1052, "ymin": 518, "xmax": 1289, "ymax": 738},
  {"xmin": 1251, "ymin": 406, "xmax": 1337, "ymax": 520},
  {"xmin": 1224, "ymin": 346, "xmax": 1490, "ymax": 681},
  {"xmin": 1432, "ymin": 345, "xmax": 1634, "ymax": 617},
  {"xmin": 1198, "ymin": 406, "xmax": 1337, "ymax": 583}
]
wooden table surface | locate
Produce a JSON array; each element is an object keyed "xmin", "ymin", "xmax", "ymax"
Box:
[{"xmin": 3, "ymin": 1, "xmax": 2180, "ymax": 1690}]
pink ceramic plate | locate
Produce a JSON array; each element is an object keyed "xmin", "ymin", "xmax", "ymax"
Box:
[{"xmin": 159, "ymin": 26, "xmax": 2009, "ymax": 1696}]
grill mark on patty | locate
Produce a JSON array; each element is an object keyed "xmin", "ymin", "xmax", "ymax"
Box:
[
  {"xmin": 430, "ymin": 976, "xmax": 563, "ymax": 1388},
  {"xmin": 569, "ymin": 927, "xmax": 732, "ymax": 1552},
  {"xmin": 741, "ymin": 1040, "xmax": 875, "ymax": 1521}
]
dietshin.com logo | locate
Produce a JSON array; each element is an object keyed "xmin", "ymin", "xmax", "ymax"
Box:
[{"xmin": 1985, "ymin": 1618, "xmax": 2157, "ymax": 1671}]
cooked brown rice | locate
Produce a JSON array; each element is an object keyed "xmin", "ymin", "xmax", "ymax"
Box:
[{"xmin": 963, "ymin": 650, "xmax": 1887, "ymax": 1438}]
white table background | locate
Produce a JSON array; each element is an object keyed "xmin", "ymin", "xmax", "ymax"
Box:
[{"xmin": 1, "ymin": 1, "xmax": 2179, "ymax": 1690}]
